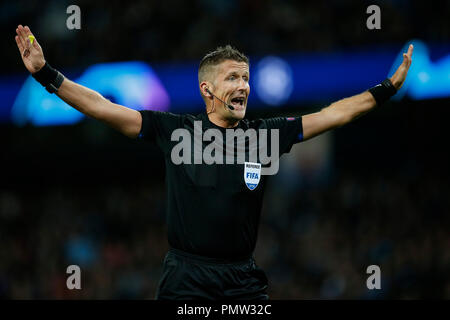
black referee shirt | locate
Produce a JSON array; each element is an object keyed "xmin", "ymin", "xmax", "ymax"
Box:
[{"xmin": 138, "ymin": 111, "xmax": 303, "ymax": 260}]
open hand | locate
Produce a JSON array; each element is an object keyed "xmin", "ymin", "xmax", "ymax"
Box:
[
  {"xmin": 390, "ymin": 44, "xmax": 413, "ymax": 90},
  {"xmin": 15, "ymin": 25, "xmax": 46, "ymax": 74}
]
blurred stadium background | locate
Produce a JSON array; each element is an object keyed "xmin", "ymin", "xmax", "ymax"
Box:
[{"xmin": 1, "ymin": 0, "xmax": 449, "ymax": 299}]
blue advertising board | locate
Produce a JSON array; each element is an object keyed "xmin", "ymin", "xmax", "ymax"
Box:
[{"xmin": 1, "ymin": 40, "xmax": 449, "ymax": 126}]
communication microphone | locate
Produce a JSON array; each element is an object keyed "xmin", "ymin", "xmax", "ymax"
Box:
[{"xmin": 205, "ymin": 88, "xmax": 235, "ymax": 110}]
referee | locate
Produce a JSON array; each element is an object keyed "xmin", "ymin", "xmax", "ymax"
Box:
[{"xmin": 15, "ymin": 24, "xmax": 413, "ymax": 300}]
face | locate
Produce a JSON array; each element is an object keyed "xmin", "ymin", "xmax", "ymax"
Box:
[{"xmin": 206, "ymin": 60, "xmax": 250, "ymax": 121}]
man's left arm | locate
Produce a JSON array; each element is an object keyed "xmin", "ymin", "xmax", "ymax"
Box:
[{"xmin": 302, "ymin": 44, "xmax": 413, "ymax": 141}]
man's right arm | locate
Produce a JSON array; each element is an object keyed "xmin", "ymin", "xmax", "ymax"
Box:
[
  {"xmin": 15, "ymin": 24, "xmax": 142, "ymax": 139},
  {"xmin": 56, "ymin": 78, "xmax": 142, "ymax": 139}
]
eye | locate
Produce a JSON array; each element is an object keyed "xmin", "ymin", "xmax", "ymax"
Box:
[{"xmin": 228, "ymin": 75, "xmax": 236, "ymax": 80}]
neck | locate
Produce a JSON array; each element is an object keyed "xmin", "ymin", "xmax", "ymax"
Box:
[{"xmin": 207, "ymin": 112, "xmax": 239, "ymax": 128}]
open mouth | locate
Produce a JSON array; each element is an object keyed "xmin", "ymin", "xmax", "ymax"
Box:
[{"xmin": 230, "ymin": 97, "xmax": 245, "ymax": 109}]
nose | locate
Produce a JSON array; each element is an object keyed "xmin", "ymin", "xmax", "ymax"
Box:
[{"xmin": 237, "ymin": 78, "xmax": 249, "ymax": 92}]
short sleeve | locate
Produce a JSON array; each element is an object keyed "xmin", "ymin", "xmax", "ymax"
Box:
[
  {"xmin": 138, "ymin": 110, "xmax": 182, "ymax": 153},
  {"xmin": 263, "ymin": 116, "xmax": 303, "ymax": 154}
]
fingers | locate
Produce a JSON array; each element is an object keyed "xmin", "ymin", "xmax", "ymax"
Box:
[
  {"xmin": 15, "ymin": 35, "xmax": 24, "ymax": 53},
  {"xmin": 390, "ymin": 44, "xmax": 414, "ymax": 90},
  {"xmin": 394, "ymin": 43, "xmax": 413, "ymax": 71},
  {"xmin": 24, "ymin": 26, "xmax": 36, "ymax": 47},
  {"xmin": 16, "ymin": 26, "xmax": 27, "ymax": 50},
  {"xmin": 407, "ymin": 44, "xmax": 414, "ymax": 59},
  {"xmin": 17, "ymin": 25, "xmax": 36, "ymax": 49},
  {"xmin": 24, "ymin": 25, "xmax": 32, "ymax": 36},
  {"xmin": 16, "ymin": 27, "xmax": 29, "ymax": 58},
  {"xmin": 403, "ymin": 44, "xmax": 413, "ymax": 68},
  {"xmin": 16, "ymin": 24, "xmax": 40, "ymax": 57},
  {"xmin": 17, "ymin": 25, "xmax": 27, "ymax": 44},
  {"xmin": 17, "ymin": 25, "xmax": 29, "ymax": 58}
]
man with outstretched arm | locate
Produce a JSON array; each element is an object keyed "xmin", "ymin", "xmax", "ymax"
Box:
[{"xmin": 15, "ymin": 24, "xmax": 413, "ymax": 300}]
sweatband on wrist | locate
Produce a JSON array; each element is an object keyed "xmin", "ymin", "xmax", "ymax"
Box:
[
  {"xmin": 368, "ymin": 78, "xmax": 397, "ymax": 106},
  {"xmin": 32, "ymin": 62, "xmax": 65, "ymax": 94}
]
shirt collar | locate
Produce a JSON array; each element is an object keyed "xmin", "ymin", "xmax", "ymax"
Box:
[{"xmin": 198, "ymin": 112, "xmax": 245, "ymax": 131}]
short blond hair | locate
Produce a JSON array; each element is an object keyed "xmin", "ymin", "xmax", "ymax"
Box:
[{"xmin": 198, "ymin": 45, "xmax": 249, "ymax": 85}]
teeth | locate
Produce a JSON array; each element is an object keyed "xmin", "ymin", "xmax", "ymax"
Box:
[{"xmin": 231, "ymin": 97, "xmax": 245, "ymax": 106}]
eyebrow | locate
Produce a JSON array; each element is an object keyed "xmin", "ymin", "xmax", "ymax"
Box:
[{"xmin": 225, "ymin": 70, "xmax": 250, "ymax": 77}]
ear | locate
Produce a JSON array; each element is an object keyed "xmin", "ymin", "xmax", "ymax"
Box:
[{"xmin": 200, "ymin": 82, "xmax": 212, "ymax": 98}]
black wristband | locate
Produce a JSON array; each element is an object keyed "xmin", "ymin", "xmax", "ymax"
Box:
[
  {"xmin": 32, "ymin": 62, "xmax": 65, "ymax": 94},
  {"xmin": 368, "ymin": 78, "xmax": 397, "ymax": 106}
]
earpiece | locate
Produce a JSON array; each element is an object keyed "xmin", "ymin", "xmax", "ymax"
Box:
[{"xmin": 205, "ymin": 88, "xmax": 235, "ymax": 111}]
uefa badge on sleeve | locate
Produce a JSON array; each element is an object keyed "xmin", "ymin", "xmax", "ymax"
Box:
[{"xmin": 244, "ymin": 162, "xmax": 261, "ymax": 190}]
